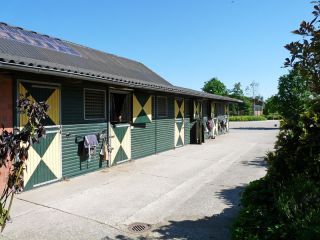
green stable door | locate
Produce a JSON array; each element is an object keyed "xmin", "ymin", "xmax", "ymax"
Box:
[{"xmin": 19, "ymin": 82, "xmax": 62, "ymax": 190}]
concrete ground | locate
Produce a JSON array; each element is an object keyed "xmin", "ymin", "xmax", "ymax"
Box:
[{"xmin": 1, "ymin": 121, "xmax": 279, "ymax": 240}]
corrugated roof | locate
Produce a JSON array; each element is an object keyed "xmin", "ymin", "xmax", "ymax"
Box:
[{"xmin": 0, "ymin": 22, "xmax": 242, "ymax": 103}]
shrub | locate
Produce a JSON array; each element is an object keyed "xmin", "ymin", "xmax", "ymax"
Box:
[{"xmin": 232, "ymin": 177, "xmax": 320, "ymax": 240}]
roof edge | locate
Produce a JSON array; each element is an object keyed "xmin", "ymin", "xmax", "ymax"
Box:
[{"xmin": 0, "ymin": 60, "xmax": 242, "ymax": 103}]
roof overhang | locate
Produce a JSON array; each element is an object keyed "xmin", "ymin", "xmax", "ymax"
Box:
[{"xmin": 0, "ymin": 58, "xmax": 242, "ymax": 103}]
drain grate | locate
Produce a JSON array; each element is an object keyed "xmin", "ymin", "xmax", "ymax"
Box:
[{"xmin": 128, "ymin": 222, "xmax": 152, "ymax": 233}]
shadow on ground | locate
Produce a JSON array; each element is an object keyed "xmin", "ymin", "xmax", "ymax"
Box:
[
  {"xmin": 103, "ymin": 186, "xmax": 243, "ymax": 240},
  {"xmin": 242, "ymin": 156, "xmax": 267, "ymax": 168}
]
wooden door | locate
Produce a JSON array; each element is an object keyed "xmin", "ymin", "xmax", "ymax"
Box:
[
  {"xmin": 110, "ymin": 124, "xmax": 131, "ymax": 165},
  {"xmin": 175, "ymin": 98, "xmax": 184, "ymax": 147},
  {"xmin": 19, "ymin": 82, "xmax": 62, "ymax": 190}
]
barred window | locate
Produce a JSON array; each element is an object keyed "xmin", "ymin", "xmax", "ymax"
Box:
[
  {"xmin": 157, "ymin": 96, "xmax": 168, "ymax": 118},
  {"xmin": 84, "ymin": 88, "xmax": 106, "ymax": 120}
]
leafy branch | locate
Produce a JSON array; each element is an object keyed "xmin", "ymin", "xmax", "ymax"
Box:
[
  {"xmin": 0, "ymin": 96, "xmax": 48, "ymax": 231},
  {"xmin": 285, "ymin": 0, "xmax": 320, "ymax": 95}
]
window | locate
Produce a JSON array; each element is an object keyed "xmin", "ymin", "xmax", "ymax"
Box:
[
  {"xmin": 110, "ymin": 92, "xmax": 131, "ymax": 123},
  {"xmin": 84, "ymin": 88, "xmax": 106, "ymax": 120},
  {"xmin": 157, "ymin": 96, "xmax": 168, "ymax": 118}
]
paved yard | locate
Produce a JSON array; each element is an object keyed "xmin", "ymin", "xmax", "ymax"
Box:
[{"xmin": 1, "ymin": 121, "xmax": 279, "ymax": 240}]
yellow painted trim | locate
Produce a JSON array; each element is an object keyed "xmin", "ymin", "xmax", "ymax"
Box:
[
  {"xmin": 132, "ymin": 94, "xmax": 142, "ymax": 123},
  {"xmin": 19, "ymin": 83, "xmax": 36, "ymax": 127},
  {"xmin": 122, "ymin": 127, "xmax": 131, "ymax": 160},
  {"xmin": 180, "ymin": 121, "xmax": 185, "ymax": 144},
  {"xmin": 211, "ymin": 103, "xmax": 215, "ymax": 118},
  {"xmin": 144, "ymin": 96, "xmax": 152, "ymax": 122},
  {"xmin": 180, "ymin": 99, "xmax": 185, "ymax": 119},
  {"xmin": 23, "ymin": 146, "xmax": 41, "ymax": 187},
  {"xmin": 46, "ymin": 88, "xmax": 60, "ymax": 125},
  {"xmin": 174, "ymin": 100, "xmax": 179, "ymax": 118},
  {"xmin": 42, "ymin": 133, "xmax": 62, "ymax": 178}
]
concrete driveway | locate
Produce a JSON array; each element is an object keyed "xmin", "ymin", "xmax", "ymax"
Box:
[{"xmin": 1, "ymin": 121, "xmax": 279, "ymax": 240}]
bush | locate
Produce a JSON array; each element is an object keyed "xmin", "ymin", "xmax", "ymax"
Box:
[
  {"xmin": 229, "ymin": 115, "xmax": 267, "ymax": 121},
  {"xmin": 232, "ymin": 177, "xmax": 320, "ymax": 240}
]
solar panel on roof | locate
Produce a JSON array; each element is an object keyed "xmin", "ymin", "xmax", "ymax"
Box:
[{"xmin": 0, "ymin": 23, "xmax": 81, "ymax": 57}]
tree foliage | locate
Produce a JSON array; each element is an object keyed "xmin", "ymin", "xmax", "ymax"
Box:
[
  {"xmin": 277, "ymin": 70, "xmax": 310, "ymax": 121},
  {"xmin": 0, "ymin": 96, "xmax": 48, "ymax": 231},
  {"xmin": 229, "ymin": 82, "xmax": 244, "ymax": 97},
  {"xmin": 202, "ymin": 77, "xmax": 228, "ymax": 96},
  {"xmin": 228, "ymin": 82, "xmax": 254, "ymax": 115},
  {"xmin": 263, "ymin": 95, "xmax": 279, "ymax": 115}
]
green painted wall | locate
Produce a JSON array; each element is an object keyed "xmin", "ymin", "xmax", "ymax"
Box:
[
  {"xmin": 62, "ymin": 123, "xmax": 107, "ymax": 178},
  {"xmin": 155, "ymin": 96, "xmax": 174, "ymax": 153},
  {"xmin": 61, "ymin": 83, "xmax": 108, "ymax": 178},
  {"xmin": 131, "ymin": 122, "xmax": 156, "ymax": 159}
]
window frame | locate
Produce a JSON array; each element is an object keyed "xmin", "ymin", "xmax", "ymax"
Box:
[{"xmin": 83, "ymin": 88, "xmax": 107, "ymax": 120}]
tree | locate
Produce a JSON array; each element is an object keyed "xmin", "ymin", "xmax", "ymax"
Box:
[
  {"xmin": 263, "ymin": 95, "xmax": 279, "ymax": 115},
  {"xmin": 0, "ymin": 96, "xmax": 48, "ymax": 231},
  {"xmin": 202, "ymin": 77, "xmax": 228, "ymax": 96},
  {"xmin": 245, "ymin": 81, "xmax": 259, "ymax": 115},
  {"xmin": 227, "ymin": 82, "xmax": 255, "ymax": 116},
  {"xmin": 277, "ymin": 70, "xmax": 309, "ymax": 121},
  {"xmin": 229, "ymin": 82, "xmax": 244, "ymax": 97}
]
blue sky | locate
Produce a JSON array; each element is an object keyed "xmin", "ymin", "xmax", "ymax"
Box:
[{"xmin": 0, "ymin": 0, "xmax": 311, "ymax": 99}]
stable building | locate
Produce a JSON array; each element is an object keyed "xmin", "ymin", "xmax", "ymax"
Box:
[{"xmin": 0, "ymin": 23, "xmax": 241, "ymax": 190}]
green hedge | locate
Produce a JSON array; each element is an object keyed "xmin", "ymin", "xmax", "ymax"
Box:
[
  {"xmin": 229, "ymin": 115, "xmax": 267, "ymax": 121},
  {"xmin": 266, "ymin": 114, "xmax": 281, "ymax": 120}
]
